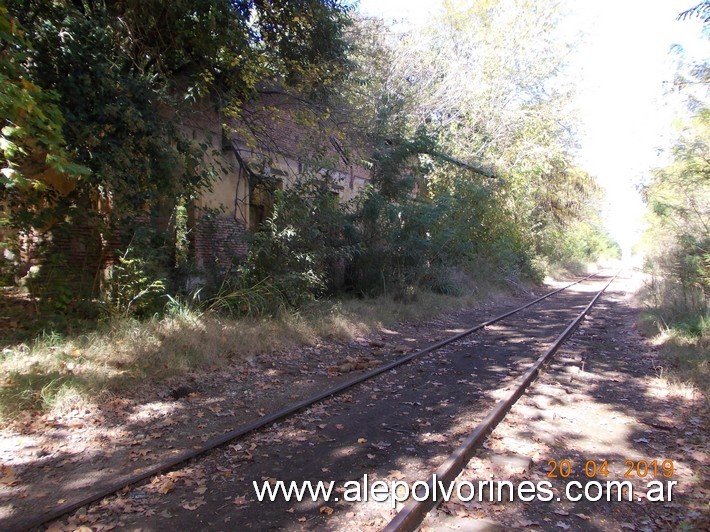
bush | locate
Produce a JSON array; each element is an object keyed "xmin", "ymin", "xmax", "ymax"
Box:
[
  {"xmin": 223, "ymin": 172, "xmax": 357, "ymax": 315},
  {"xmin": 102, "ymin": 227, "xmax": 171, "ymax": 318}
]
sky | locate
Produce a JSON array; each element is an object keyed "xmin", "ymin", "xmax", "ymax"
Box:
[{"xmin": 355, "ymin": 0, "xmax": 709, "ymax": 256}]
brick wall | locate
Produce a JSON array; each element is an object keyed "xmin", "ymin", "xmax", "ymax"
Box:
[
  {"xmin": 192, "ymin": 212, "xmax": 249, "ymax": 272},
  {"xmin": 18, "ymin": 214, "xmax": 119, "ymax": 297}
]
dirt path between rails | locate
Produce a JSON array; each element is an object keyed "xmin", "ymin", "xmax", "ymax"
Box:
[
  {"xmin": 0, "ymin": 278, "xmax": 573, "ymax": 530},
  {"xmin": 6, "ymin": 272, "xmax": 707, "ymax": 532},
  {"xmin": 424, "ymin": 272, "xmax": 709, "ymax": 531},
  {"xmin": 23, "ymin": 275, "xmax": 626, "ymax": 531}
]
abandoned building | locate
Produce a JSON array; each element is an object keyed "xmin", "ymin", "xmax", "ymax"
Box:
[
  {"xmin": 187, "ymin": 93, "xmax": 372, "ymax": 271},
  {"xmin": 0, "ymin": 92, "xmax": 373, "ymax": 296}
]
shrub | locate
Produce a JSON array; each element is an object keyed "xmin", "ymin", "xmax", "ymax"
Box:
[{"xmin": 223, "ymin": 172, "xmax": 357, "ymax": 315}]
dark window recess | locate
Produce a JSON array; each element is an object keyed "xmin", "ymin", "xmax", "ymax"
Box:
[{"xmin": 249, "ymin": 180, "xmax": 282, "ymax": 230}]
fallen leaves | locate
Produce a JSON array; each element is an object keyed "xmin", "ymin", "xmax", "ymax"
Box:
[
  {"xmin": 128, "ymin": 448, "xmax": 151, "ymax": 461},
  {"xmin": 6, "ymin": 284, "xmax": 705, "ymax": 532},
  {"xmin": 518, "ymin": 519, "xmax": 540, "ymax": 527},
  {"xmin": 157, "ymin": 479, "xmax": 175, "ymax": 495},
  {"xmin": 388, "ymin": 469, "xmax": 405, "ymax": 480},
  {"xmin": 181, "ymin": 497, "xmax": 206, "ymax": 511},
  {"xmin": 337, "ymin": 355, "xmax": 382, "ymax": 373},
  {"xmin": 0, "ymin": 465, "xmax": 19, "ymax": 486}
]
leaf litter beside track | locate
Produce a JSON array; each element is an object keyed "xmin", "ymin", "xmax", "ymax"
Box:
[
  {"xmin": 33, "ymin": 278, "xmax": 616, "ymax": 531},
  {"xmin": 2, "ymin": 287, "xmax": 547, "ymax": 530},
  {"xmin": 424, "ymin": 272, "xmax": 709, "ymax": 531},
  {"xmin": 3, "ymin": 276, "xmax": 612, "ymax": 531}
]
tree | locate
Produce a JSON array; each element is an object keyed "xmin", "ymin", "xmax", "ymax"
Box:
[
  {"xmin": 678, "ymin": 1, "xmax": 710, "ymax": 24},
  {"xmin": 0, "ymin": 1, "xmax": 85, "ymax": 191},
  {"xmin": 343, "ymin": 0, "xmax": 605, "ymax": 282},
  {"xmin": 642, "ymin": 13, "xmax": 709, "ymax": 319},
  {"xmin": 1, "ymin": 0, "xmax": 353, "ymax": 303},
  {"xmin": 643, "ymin": 109, "xmax": 710, "ymax": 310}
]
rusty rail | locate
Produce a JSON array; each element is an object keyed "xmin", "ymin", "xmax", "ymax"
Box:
[
  {"xmin": 10, "ymin": 273, "xmax": 600, "ymax": 532},
  {"xmin": 382, "ymin": 271, "xmax": 620, "ymax": 532}
]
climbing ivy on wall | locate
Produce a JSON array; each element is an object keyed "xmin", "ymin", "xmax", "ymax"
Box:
[{"xmin": 1, "ymin": 0, "xmax": 352, "ymax": 305}]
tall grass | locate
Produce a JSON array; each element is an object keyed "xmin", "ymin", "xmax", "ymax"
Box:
[
  {"xmin": 639, "ymin": 272, "xmax": 709, "ymax": 402},
  {"xmin": 0, "ymin": 271, "xmax": 502, "ymax": 421}
]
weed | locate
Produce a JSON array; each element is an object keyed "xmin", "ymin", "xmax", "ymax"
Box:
[
  {"xmin": 639, "ymin": 310, "xmax": 709, "ymax": 402},
  {"xmin": 206, "ymin": 276, "xmax": 286, "ymax": 317},
  {"xmin": 164, "ymin": 292, "xmax": 204, "ymax": 322},
  {"xmin": 0, "ymin": 371, "xmax": 82, "ymax": 418},
  {"xmin": 0, "ymin": 274, "xmax": 508, "ymax": 422}
]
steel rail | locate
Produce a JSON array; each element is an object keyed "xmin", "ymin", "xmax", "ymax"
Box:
[
  {"xmin": 382, "ymin": 270, "xmax": 621, "ymax": 532},
  {"xmin": 12, "ymin": 272, "xmax": 600, "ymax": 532}
]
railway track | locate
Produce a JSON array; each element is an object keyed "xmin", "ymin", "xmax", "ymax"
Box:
[
  {"xmin": 11, "ymin": 271, "xmax": 617, "ymax": 531},
  {"xmin": 384, "ymin": 271, "xmax": 619, "ymax": 531}
]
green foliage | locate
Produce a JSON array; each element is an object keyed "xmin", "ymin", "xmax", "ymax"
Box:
[
  {"xmin": 22, "ymin": 4, "xmax": 212, "ymax": 213},
  {"xmin": 643, "ymin": 108, "xmax": 709, "ymax": 319},
  {"xmin": 172, "ymin": 200, "xmax": 191, "ymax": 271},
  {"xmin": 1, "ymin": 0, "xmax": 353, "ymax": 313},
  {"xmin": 25, "ymin": 246, "xmax": 75, "ymax": 312},
  {"xmin": 217, "ymin": 171, "xmax": 357, "ymax": 315},
  {"xmin": 0, "ymin": 370, "xmax": 72, "ymax": 417},
  {"xmin": 8, "ymin": 0, "xmax": 351, "ymax": 218},
  {"xmin": 1, "ymin": 0, "xmax": 615, "ymax": 322},
  {"xmin": 539, "ymin": 217, "xmax": 621, "ymax": 271},
  {"xmin": 642, "ymin": 18, "xmax": 709, "ymax": 326},
  {"xmin": 337, "ymin": 2, "xmax": 610, "ymax": 291},
  {"xmin": 103, "ymin": 228, "xmax": 171, "ymax": 318},
  {"xmin": 2, "ymin": 1, "xmax": 219, "ymax": 309},
  {"xmin": 434, "ymin": 177, "xmax": 540, "ymax": 279},
  {"xmin": 678, "ymin": 2, "xmax": 710, "ymax": 23},
  {"xmin": 348, "ymin": 173, "xmax": 544, "ymax": 297},
  {"xmin": 350, "ymin": 190, "xmax": 438, "ymax": 294},
  {"xmin": 0, "ymin": 1, "xmax": 86, "ymax": 189},
  {"xmin": 206, "ymin": 276, "xmax": 289, "ymax": 318},
  {"xmin": 671, "ymin": 313, "xmax": 709, "ymax": 340}
]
